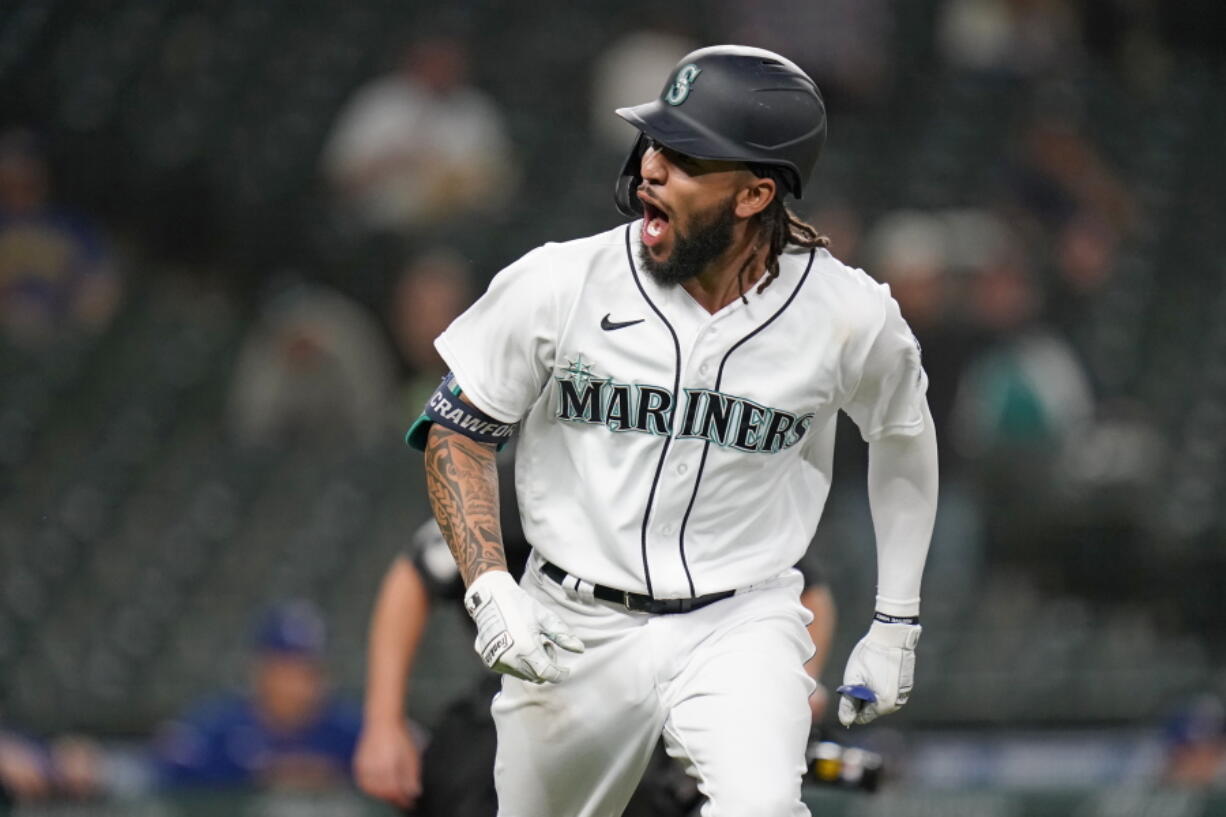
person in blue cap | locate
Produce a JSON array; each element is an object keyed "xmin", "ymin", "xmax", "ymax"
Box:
[{"xmin": 153, "ymin": 601, "xmax": 361, "ymax": 791}]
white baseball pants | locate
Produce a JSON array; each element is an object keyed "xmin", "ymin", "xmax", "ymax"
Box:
[{"xmin": 491, "ymin": 554, "xmax": 816, "ymax": 817}]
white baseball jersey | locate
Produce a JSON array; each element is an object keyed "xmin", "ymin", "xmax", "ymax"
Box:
[{"xmin": 436, "ymin": 222, "xmax": 928, "ymax": 599}]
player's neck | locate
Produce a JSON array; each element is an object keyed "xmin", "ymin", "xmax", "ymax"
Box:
[{"xmin": 680, "ymin": 222, "xmax": 768, "ymax": 314}]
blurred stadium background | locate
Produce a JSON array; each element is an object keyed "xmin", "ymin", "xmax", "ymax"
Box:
[{"xmin": 2, "ymin": 0, "xmax": 1226, "ymax": 814}]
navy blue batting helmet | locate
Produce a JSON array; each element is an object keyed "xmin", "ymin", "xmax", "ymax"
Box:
[{"xmin": 614, "ymin": 45, "xmax": 827, "ymax": 217}]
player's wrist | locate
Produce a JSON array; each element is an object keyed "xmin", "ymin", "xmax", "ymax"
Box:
[
  {"xmin": 866, "ymin": 619, "xmax": 921, "ymax": 649},
  {"xmin": 872, "ymin": 611, "xmax": 919, "ymax": 626},
  {"xmin": 361, "ymin": 679, "xmax": 409, "ymax": 717},
  {"xmin": 874, "ymin": 595, "xmax": 920, "ymax": 618},
  {"xmin": 464, "ymin": 569, "xmax": 517, "ymax": 602},
  {"xmin": 360, "ymin": 716, "xmax": 410, "ymax": 738}
]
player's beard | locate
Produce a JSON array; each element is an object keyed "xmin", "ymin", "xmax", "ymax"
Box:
[{"xmin": 639, "ymin": 196, "xmax": 736, "ymax": 287}]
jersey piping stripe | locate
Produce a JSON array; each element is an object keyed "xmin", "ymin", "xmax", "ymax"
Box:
[
  {"xmin": 623, "ymin": 223, "xmax": 684, "ymax": 599},
  {"xmin": 675, "ymin": 248, "xmax": 818, "ymax": 595}
]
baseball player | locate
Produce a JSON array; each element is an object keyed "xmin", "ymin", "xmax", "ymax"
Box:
[{"xmin": 406, "ymin": 45, "xmax": 938, "ymax": 817}]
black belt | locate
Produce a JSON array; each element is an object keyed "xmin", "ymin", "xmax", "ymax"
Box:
[{"xmin": 540, "ymin": 559, "xmax": 735, "ymax": 615}]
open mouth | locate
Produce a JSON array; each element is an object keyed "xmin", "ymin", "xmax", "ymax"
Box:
[{"xmin": 639, "ymin": 194, "xmax": 671, "ymax": 248}]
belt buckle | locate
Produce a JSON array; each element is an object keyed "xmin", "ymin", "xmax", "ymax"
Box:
[{"xmin": 623, "ymin": 590, "xmax": 635, "ymax": 611}]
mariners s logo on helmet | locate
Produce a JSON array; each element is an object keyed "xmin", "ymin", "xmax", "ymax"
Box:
[{"xmin": 664, "ymin": 64, "xmax": 701, "ymax": 106}]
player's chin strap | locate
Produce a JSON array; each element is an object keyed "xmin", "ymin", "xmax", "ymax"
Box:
[{"xmin": 614, "ymin": 133, "xmax": 648, "ymax": 218}]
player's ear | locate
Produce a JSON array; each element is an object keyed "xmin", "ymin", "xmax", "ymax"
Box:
[{"xmin": 734, "ymin": 174, "xmax": 776, "ymax": 220}]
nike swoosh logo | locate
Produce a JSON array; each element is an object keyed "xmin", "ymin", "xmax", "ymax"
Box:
[{"xmin": 601, "ymin": 314, "xmax": 645, "ymax": 331}]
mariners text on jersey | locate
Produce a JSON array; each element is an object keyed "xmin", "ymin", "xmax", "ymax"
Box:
[{"xmin": 555, "ymin": 359, "xmax": 814, "ymax": 454}]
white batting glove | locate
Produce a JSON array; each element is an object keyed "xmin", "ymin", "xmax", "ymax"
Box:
[
  {"xmin": 464, "ymin": 571, "xmax": 585, "ymax": 684},
  {"xmin": 838, "ymin": 619, "xmax": 922, "ymax": 727}
]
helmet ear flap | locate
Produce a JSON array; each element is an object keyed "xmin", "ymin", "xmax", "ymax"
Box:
[
  {"xmin": 747, "ymin": 162, "xmax": 801, "ymax": 200},
  {"xmin": 614, "ymin": 133, "xmax": 648, "ymax": 218}
]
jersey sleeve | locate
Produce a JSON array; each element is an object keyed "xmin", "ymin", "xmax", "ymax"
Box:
[
  {"xmin": 842, "ymin": 285, "xmax": 929, "ymax": 442},
  {"xmin": 434, "ymin": 244, "xmax": 568, "ymax": 423}
]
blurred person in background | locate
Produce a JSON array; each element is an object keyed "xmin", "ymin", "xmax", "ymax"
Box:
[
  {"xmin": 937, "ymin": 0, "xmax": 1082, "ymax": 78},
  {"xmin": 1164, "ymin": 694, "xmax": 1226, "ymax": 788},
  {"xmin": 950, "ymin": 214, "xmax": 1094, "ymax": 457},
  {"xmin": 1, "ymin": 723, "xmax": 112, "ymax": 805},
  {"xmin": 154, "ymin": 601, "xmax": 361, "ymax": 791},
  {"xmin": 1076, "ymin": 0, "xmax": 1172, "ymax": 93},
  {"xmin": 1005, "ymin": 85, "xmax": 1137, "ymax": 237},
  {"xmin": 228, "ymin": 281, "xmax": 396, "ymax": 449},
  {"xmin": 799, "ymin": 193, "xmax": 863, "ymax": 267},
  {"xmin": 719, "ymin": 0, "xmax": 897, "ymax": 110},
  {"xmin": 0, "ymin": 128, "xmax": 120, "ymax": 349},
  {"xmin": 322, "ymin": 34, "xmax": 517, "ymax": 238},
  {"xmin": 1003, "ymin": 85, "xmax": 1137, "ymax": 361},
  {"xmin": 388, "ymin": 248, "xmax": 476, "ymax": 425},
  {"xmin": 590, "ymin": 29, "xmax": 697, "ymax": 154},
  {"xmin": 1, "ymin": 727, "xmax": 53, "ymax": 805},
  {"xmin": 1049, "ymin": 208, "xmax": 1120, "ymax": 340},
  {"xmin": 950, "ymin": 214, "xmax": 1094, "ymax": 570}
]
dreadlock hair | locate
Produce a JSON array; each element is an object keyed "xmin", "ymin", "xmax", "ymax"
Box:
[{"xmin": 735, "ymin": 165, "xmax": 830, "ymax": 303}]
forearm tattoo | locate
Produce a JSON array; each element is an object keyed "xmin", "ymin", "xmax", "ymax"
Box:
[{"xmin": 424, "ymin": 425, "xmax": 507, "ymax": 586}]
